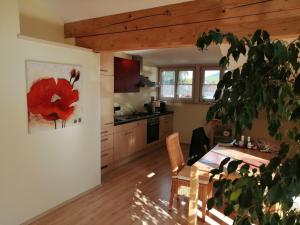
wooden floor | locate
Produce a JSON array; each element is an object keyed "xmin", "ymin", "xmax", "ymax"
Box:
[{"xmin": 29, "ymin": 145, "xmax": 231, "ymax": 225}]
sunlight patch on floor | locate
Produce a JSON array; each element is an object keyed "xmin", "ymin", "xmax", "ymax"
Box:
[
  {"xmin": 147, "ymin": 172, "xmax": 156, "ymax": 178},
  {"xmin": 197, "ymin": 200, "xmax": 233, "ymax": 225},
  {"xmin": 209, "ymin": 208, "xmax": 233, "ymax": 225},
  {"xmin": 132, "ymin": 188, "xmax": 183, "ymax": 225}
]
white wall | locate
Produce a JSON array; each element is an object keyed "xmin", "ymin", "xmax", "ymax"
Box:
[
  {"xmin": 18, "ymin": 0, "xmax": 75, "ymax": 44},
  {"xmin": 0, "ymin": 1, "xmax": 100, "ymax": 225},
  {"xmin": 168, "ymin": 103, "xmax": 211, "ymax": 143}
]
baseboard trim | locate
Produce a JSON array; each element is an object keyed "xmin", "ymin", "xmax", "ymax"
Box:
[{"xmin": 21, "ymin": 184, "xmax": 102, "ymax": 225}]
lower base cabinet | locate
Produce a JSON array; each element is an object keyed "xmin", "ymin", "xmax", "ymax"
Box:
[
  {"xmin": 114, "ymin": 130, "xmax": 134, "ymax": 161},
  {"xmin": 101, "ymin": 132, "xmax": 114, "ymax": 168},
  {"xmin": 134, "ymin": 120, "xmax": 147, "ymax": 152},
  {"xmin": 102, "ymin": 114, "xmax": 173, "ymax": 169}
]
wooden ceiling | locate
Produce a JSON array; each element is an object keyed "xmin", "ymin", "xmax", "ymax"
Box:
[{"xmin": 64, "ymin": 0, "xmax": 300, "ymax": 52}]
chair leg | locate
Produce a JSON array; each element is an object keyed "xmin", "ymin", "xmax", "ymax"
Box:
[
  {"xmin": 169, "ymin": 179, "xmax": 175, "ymax": 210},
  {"xmin": 200, "ymin": 184, "xmax": 208, "ymax": 222}
]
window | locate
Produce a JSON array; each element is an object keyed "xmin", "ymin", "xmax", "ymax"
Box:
[
  {"xmin": 159, "ymin": 67, "xmax": 194, "ymax": 101},
  {"xmin": 160, "ymin": 70, "xmax": 176, "ymax": 98},
  {"xmin": 159, "ymin": 66, "xmax": 222, "ymax": 103},
  {"xmin": 201, "ymin": 68, "xmax": 221, "ymax": 101},
  {"xmin": 177, "ymin": 70, "xmax": 193, "ymax": 98}
]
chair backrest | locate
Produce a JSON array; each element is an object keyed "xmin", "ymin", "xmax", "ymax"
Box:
[
  {"xmin": 187, "ymin": 127, "xmax": 210, "ymax": 165},
  {"xmin": 166, "ymin": 133, "xmax": 185, "ymax": 175}
]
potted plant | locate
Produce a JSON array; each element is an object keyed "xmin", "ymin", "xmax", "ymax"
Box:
[{"xmin": 196, "ymin": 29, "xmax": 300, "ymax": 224}]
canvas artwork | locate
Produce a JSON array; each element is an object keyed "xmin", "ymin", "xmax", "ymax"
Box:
[{"xmin": 26, "ymin": 60, "xmax": 83, "ymax": 133}]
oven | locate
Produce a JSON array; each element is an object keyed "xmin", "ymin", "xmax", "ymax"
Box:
[{"xmin": 147, "ymin": 117, "xmax": 159, "ymax": 144}]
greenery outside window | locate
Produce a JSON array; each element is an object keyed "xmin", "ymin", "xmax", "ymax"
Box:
[{"xmin": 200, "ymin": 67, "xmax": 222, "ymax": 101}]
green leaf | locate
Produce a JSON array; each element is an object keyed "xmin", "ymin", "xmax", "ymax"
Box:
[
  {"xmin": 210, "ymin": 168, "xmax": 220, "ymax": 175},
  {"xmin": 291, "ymin": 106, "xmax": 300, "ymax": 121},
  {"xmin": 219, "ymin": 56, "xmax": 229, "ymax": 67},
  {"xmin": 294, "ymin": 73, "xmax": 300, "ymax": 94},
  {"xmin": 227, "ymin": 160, "xmax": 240, "ymax": 174},
  {"xmin": 196, "ymin": 34, "xmax": 206, "ymax": 50},
  {"xmin": 232, "ymin": 50, "xmax": 240, "ymax": 62},
  {"xmin": 238, "ymin": 42, "xmax": 247, "ymax": 55},
  {"xmin": 226, "ymin": 33, "xmax": 237, "ymax": 45},
  {"xmin": 210, "ymin": 30, "xmax": 223, "ymax": 44},
  {"xmin": 268, "ymin": 119, "xmax": 280, "ymax": 136},
  {"xmin": 229, "ymin": 188, "xmax": 242, "ymax": 201},
  {"xmin": 219, "ymin": 157, "xmax": 231, "ymax": 171},
  {"xmin": 207, "ymin": 197, "xmax": 214, "ymax": 210},
  {"xmin": 271, "ymin": 213, "xmax": 280, "ymax": 225},
  {"xmin": 274, "ymin": 132, "xmax": 282, "ymax": 141},
  {"xmin": 224, "ymin": 204, "xmax": 234, "ymax": 216},
  {"xmin": 278, "ymin": 143, "xmax": 289, "ymax": 159},
  {"xmin": 268, "ymin": 183, "xmax": 282, "ymax": 204},
  {"xmin": 214, "ymin": 88, "xmax": 222, "ymax": 100},
  {"xmin": 295, "ymin": 133, "xmax": 300, "ymax": 142},
  {"xmin": 251, "ymin": 29, "xmax": 262, "ymax": 43},
  {"xmin": 284, "ymin": 214, "xmax": 296, "ymax": 225},
  {"xmin": 240, "ymin": 163, "xmax": 250, "ymax": 175},
  {"xmin": 262, "ymin": 30, "xmax": 270, "ymax": 42},
  {"xmin": 239, "ymin": 188, "xmax": 252, "ymax": 208}
]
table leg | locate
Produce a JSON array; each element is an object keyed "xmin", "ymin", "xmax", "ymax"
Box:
[{"xmin": 188, "ymin": 165, "xmax": 199, "ymax": 225}]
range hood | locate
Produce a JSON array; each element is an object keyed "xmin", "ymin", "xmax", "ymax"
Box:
[{"xmin": 132, "ymin": 55, "xmax": 157, "ymax": 88}]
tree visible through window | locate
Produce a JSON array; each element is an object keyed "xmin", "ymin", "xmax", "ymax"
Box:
[
  {"xmin": 201, "ymin": 70, "xmax": 221, "ymax": 100},
  {"xmin": 160, "ymin": 70, "xmax": 175, "ymax": 98},
  {"xmin": 177, "ymin": 70, "xmax": 193, "ymax": 98}
]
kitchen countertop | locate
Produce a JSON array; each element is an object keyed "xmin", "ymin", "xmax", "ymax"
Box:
[{"xmin": 114, "ymin": 111, "xmax": 174, "ymax": 126}]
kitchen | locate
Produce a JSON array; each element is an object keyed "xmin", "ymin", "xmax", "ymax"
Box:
[{"xmin": 100, "ymin": 51, "xmax": 174, "ymax": 171}]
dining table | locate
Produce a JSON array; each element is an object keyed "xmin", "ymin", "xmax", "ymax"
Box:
[{"xmin": 188, "ymin": 144, "xmax": 275, "ymax": 225}]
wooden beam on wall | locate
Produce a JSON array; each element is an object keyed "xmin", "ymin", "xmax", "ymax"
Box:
[{"xmin": 65, "ymin": 0, "xmax": 300, "ymax": 51}]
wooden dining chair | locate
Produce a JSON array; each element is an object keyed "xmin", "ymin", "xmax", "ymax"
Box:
[{"xmin": 166, "ymin": 132, "xmax": 211, "ymax": 217}]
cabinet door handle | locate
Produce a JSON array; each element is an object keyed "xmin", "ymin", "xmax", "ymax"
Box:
[
  {"xmin": 104, "ymin": 122, "xmax": 113, "ymax": 125},
  {"xmin": 100, "ymin": 69, "xmax": 108, "ymax": 72},
  {"xmin": 101, "ymin": 138, "xmax": 108, "ymax": 142},
  {"xmin": 101, "ymin": 131, "xmax": 108, "ymax": 134},
  {"xmin": 101, "ymin": 153, "xmax": 109, "ymax": 157}
]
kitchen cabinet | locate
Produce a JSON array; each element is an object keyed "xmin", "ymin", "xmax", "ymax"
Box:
[
  {"xmin": 134, "ymin": 120, "xmax": 147, "ymax": 152},
  {"xmin": 113, "ymin": 114, "xmax": 173, "ymax": 164},
  {"xmin": 159, "ymin": 114, "xmax": 174, "ymax": 140},
  {"xmin": 101, "ymin": 134, "xmax": 114, "ymax": 168},
  {"xmin": 114, "ymin": 57, "xmax": 140, "ymax": 93},
  {"xmin": 100, "ymin": 52, "xmax": 114, "ymax": 169},
  {"xmin": 114, "ymin": 120, "xmax": 147, "ymax": 161},
  {"xmin": 114, "ymin": 129, "xmax": 135, "ymax": 161},
  {"xmin": 100, "ymin": 75, "xmax": 114, "ymax": 132},
  {"xmin": 100, "ymin": 52, "xmax": 114, "ymax": 76}
]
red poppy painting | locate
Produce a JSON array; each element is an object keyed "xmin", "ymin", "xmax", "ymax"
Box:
[{"xmin": 26, "ymin": 61, "xmax": 82, "ymax": 133}]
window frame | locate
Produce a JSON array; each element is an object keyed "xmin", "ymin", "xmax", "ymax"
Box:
[{"xmin": 159, "ymin": 66, "xmax": 196, "ymax": 103}]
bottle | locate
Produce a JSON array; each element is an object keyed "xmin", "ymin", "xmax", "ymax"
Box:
[
  {"xmin": 247, "ymin": 136, "xmax": 252, "ymax": 149},
  {"xmin": 239, "ymin": 135, "xmax": 245, "ymax": 147}
]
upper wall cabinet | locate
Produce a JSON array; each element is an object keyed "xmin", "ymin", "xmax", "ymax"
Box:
[
  {"xmin": 114, "ymin": 57, "xmax": 140, "ymax": 93},
  {"xmin": 100, "ymin": 52, "xmax": 114, "ymax": 76}
]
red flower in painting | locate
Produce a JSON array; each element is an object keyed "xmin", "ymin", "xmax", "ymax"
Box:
[{"xmin": 27, "ymin": 77, "xmax": 79, "ymax": 122}]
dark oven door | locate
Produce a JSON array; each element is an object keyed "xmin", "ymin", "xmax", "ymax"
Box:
[{"xmin": 147, "ymin": 117, "xmax": 159, "ymax": 144}]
